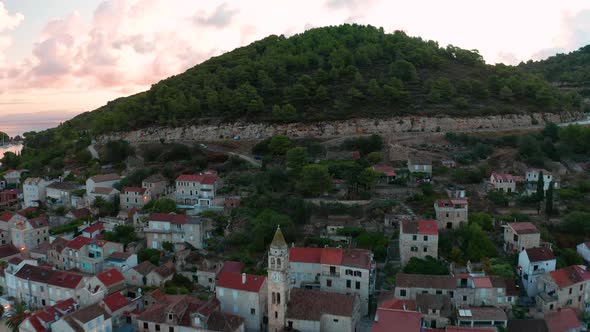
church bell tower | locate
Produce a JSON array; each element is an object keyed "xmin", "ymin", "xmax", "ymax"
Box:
[{"xmin": 267, "ymin": 226, "xmax": 289, "ymax": 332}]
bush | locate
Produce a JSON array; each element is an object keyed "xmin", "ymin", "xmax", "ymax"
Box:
[
  {"xmin": 403, "ymin": 256, "xmax": 448, "ymax": 275},
  {"xmin": 488, "ymin": 191, "xmax": 508, "ymax": 206}
]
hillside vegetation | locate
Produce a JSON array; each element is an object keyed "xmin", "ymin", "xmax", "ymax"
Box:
[
  {"xmin": 520, "ymin": 45, "xmax": 590, "ymax": 98},
  {"xmin": 68, "ymin": 24, "xmax": 582, "ymax": 134}
]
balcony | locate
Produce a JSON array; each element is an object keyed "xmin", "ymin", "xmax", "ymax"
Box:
[{"xmin": 322, "ymin": 271, "xmax": 340, "ymax": 277}]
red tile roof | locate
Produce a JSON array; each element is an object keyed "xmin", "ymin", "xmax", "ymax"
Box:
[
  {"xmin": 289, "ymin": 247, "xmax": 323, "ymax": 263},
  {"xmin": 491, "ymin": 173, "xmax": 521, "ymax": 183},
  {"xmin": 509, "ymin": 222, "xmax": 539, "ymax": 234},
  {"xmin": 96, "ymin": 268, "xmax": 125, "ymax": 287},
  {"xmin": 401, "ymin": 220, "xmax": 438, "ymax": 235},
  {"xmin": 66, "ymin": 236, "xmax": 92, "ymax": 250},
  {"xmin": 102, "ymin": 292, "xmax": 130, "ymax": 312},
  {"xmin": 176, "ymin": 174, "xmax": 218, "ymax": 185},
  {"xmin": 15, "ymin": 265, "xmax": 84, "ymax": 289},
  {"xmin": 435, "ymin": 198, "xmax": 468, "ymax": 208},
  {"xmin": 29, "ymin": 217, "xmax": 48, "ymax": 229},
  {"xmin": 122, "ymin": 186, "xmax": 147, "ymax": 194},
  {"xmin": 372, "ymin": 165, "xmax": 397, "ymax": 177},
  {"xmin": 0, "ymin": 244, "xmax": 20, "ymax": 258},
  {"xmin": 446, "ymin": 327, "xmax": 495, "ymax": 332},
  {"xmin": 48, "ymin": 270, "xmax": 84, "ymax": 289},
  {"xmin": 0, "ymin": 211, "xmax": 13, "ymax": 222},
  {"xmin": 395, "ymin": 273, "xmax": 456, "ymax": 289},
  {"xmin": 8, "ymin": 257, "xmax": 22, "ymax": 265},
  {"xmin": 289, "ymin": 247, "xmax": 372, "ymax": 269},
  {"xmin": 549, "ymin": 265, "xmax": 590, "ymax": 288},
  {"xmin": 221, "ymin": 261, "xmax": 245, "ymax": 274},
  {"xmin": 216, "ymin": 272, "xmax": 265, "ymax": 293},
  {"xmin": 69, "ymin": 208, "xmax": 91, "ymax": 219},
  {"xmin": 544, "ymin": 308, "xmax": 581, "ymax": 332},
  {"xmin": 380, "ymin": 299, "xmax": 417, "ymax": 311},
  {"xmin": 525, "ymin": 247, "xmax": 555, "ymax": 262},
  {"xmin": 321, "ymin": 248, "xmax": 343, "ymax": 265},
  {"xmin": 54, "ymin": 298, "xmax": 77, "ymax": 313},
  {"xmin": 472, "ymin": 277, "xmax": 493, "ymax": 288},
  {"xmin": 17, "ymin": 207, "xmax": 39, "ymax": 217},
  {"xmin": 90, "ymin": 173, "xmax": 121, "ymax": 183},
  {"xmin": 149, "ymin": 213, "xmax": 189, "ymax": 224},
  {"xmin": 372, "ymin": 308, "xmax": 422, "ymax": 332},
  {"xmin": 92, "ymin": 187, "xmax": 117, "ymax": 195},
  {"xmin": 82, "ymin": 222, "xmax": 104, "ymax": 235}
]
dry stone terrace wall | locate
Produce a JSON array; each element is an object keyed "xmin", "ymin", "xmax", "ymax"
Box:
[{"xmin": 100, "ymin": 111, "xmax": 584, "ymax": 144}]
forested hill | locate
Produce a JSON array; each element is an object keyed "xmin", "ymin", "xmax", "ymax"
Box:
[
  {"xmin": 69, "ymin": 24, "xmax": 582, "ymax": 134},
  {"xmin": 520, "ymin": 45, "xmax": 590, "ymax": 98}
]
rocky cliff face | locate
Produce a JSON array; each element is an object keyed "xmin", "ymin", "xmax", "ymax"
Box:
[{"xmin": 100, "ymin": 111, "xmax": 584, "ymax": 144}]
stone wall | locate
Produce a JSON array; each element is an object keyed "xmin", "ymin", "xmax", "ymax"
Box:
[{"xmin": 100, "ymin": 111, "xmax": 584, "ymax": 144}]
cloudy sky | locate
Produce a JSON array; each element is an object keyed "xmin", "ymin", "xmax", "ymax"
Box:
[{"xmin": 1, "ymin": 0, "xmax": 590, "ymax": 135}]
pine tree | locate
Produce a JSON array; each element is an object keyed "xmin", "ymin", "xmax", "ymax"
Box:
[{"xmin": 545, "ymin": 181, "xmax": 554, "ymax": 216}]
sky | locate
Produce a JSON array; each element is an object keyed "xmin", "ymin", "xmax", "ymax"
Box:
[{"xmin": 1, "ymin": 0, "xmax": 590, "ymax": 136}]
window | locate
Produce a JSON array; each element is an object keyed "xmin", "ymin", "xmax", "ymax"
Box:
[
  {"xmin": 275, "ymin": 311, "xmax": 278, "ymax": 319},
  {"xmin": 449, "ymin": 291, "xmax": 454, "ymax": 298},
  {"xmin": 410, "ymin": 246, "xmax": 418, "ymax": 252},
  {"xmin": 462, "ymin": 296, "xmax": 467, "ymax": 301},
  {"xmin": 569, "ymin": 288, "xmax": 573, "ymax": 294},
  {"xmin": 251, "ymin": 308, "xmax": 256, "ymax": 315},
  {"xmin": 400, "ymin": 289, "xmax": 406, "ymax": 297},
  {"xmin": 354, "ymin": 271, "xmax": 362, "ymax": 277},
  {"xmin": 423, "ymin": 236, "xmax": 428, "ymax": 241},
  {"xmin": 581, "ymin": 285, "xmax": 584, "ymax": 291},
  {"xmin": 346, "ymin": 269, "xmax": 353, "ymax": 276},
  {"xmin": 436, "ymin": 290, "xmax": 442, "ymax": 295},
  {"xmin": 327, "ymin": 279, "xmax": 332, "ymax": 287},
  {"xmin": 333, "ymin": 319, "xmax": 339, "ymax": 323},
  {"xmin": 330, "ymin": 266, "xmax": 336, "ymax": 274},
  {"xmin": 346, "ymin": 280, "xmax": 351, "ymax": 288},
  {"xmin": 277, "ymin": 258, "xmax": 281, "ymax": 266},
  {"xmin": 355, "ymin": 281, "xmax": 360, "ymax": 290},
  {"xmin": 423, "ymin": 247, "xmax": 428, "ymax": 253},
  {"xmin": 533, "ymin": 265, "xmax": 538, "ymax": 271},
  {"xmin": 155, "ymin": 324, "xmax": 161, "ymax": 332},
  {"xmin": 277, "ymin": 293, "xmax": 280, "ymax": 304},
  {"xmin": 549, "ymin": 304, "xmax": 554, "ymax": 310},
  {"xmin": 143, "ymin": 323, "xmax": 148, "ymax": 329},
  {"xmin": 412, "ymin": 235, "xmax": 417, "ymax": 241},
  {"xmin": 168, "ymin": 314, "xmax": 173, "ymax": 320},
  {"xmin": 272, "ymin": 292, "xmax": 276, "ymax": 304},
  {"xmin": 566, "ymin": 299, "xmax": 573, "ymax": 305}
]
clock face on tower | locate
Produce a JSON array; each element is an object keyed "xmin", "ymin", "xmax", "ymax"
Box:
[{"xmin": 271, "ymin": 271, "xmax": 282, "ymax": 283}]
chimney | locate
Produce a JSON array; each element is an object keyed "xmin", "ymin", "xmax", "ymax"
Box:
[
  {"xmin": 242, "ymin": 273, "xmax": 246, "ymax": 284},
  {"xmin": 402, "ymin": 303, "xmax": 406, "ymax": 311},
  {"xmin": 374, "ymin": 314, "xmax": 379, "ymax": 322}
]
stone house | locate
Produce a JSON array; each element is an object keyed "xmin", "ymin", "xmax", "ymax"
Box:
[
  {"xmin": 0, "ymin": 189, "xmax": 19, "ymax": 210},
  {"xmin": 536, "ymin": 265, "xmax": 590, "ymax": 312},
  {"xmin": 86, "ymin": 268, "xmax": 126, "ymax": 296},
  {"xmin": 372, "ymin": 307, "xmax": 422, "ymax": 332},
  {"xmin": 394, "ymin": 273, "xmax": 518, "ymax": 309},
  {"xmin": 137, "ymin": 294, "xmax": 244, "ymax": 332},
  {"xmin": 144, "ymin": 213, "xmax": 203, "ymax": 250},
  {"xmin": 503, "ymin": 222, "xmax": 541, "ymax": 252},
  {"xmin": 142, "ymin": 173, "xmax": 169, "ymax": 200},
  {"xmin": 104, "ymin": 251, "xmax": 138, "ymax": 273},
  {"xmin": 3, "ymin": 169, "xmax": 26, "ymax": 185},
  {"xmin": 456, "ymin": 307, "xmax": 507, "ymax": 329},
  {"xmin": 416, "ymin": 293, "xmax": 452, "ymax": 329},
  {"xmin": 434, "ymin": 198, "xmax": 468, "ymax": 230},
  {"xmin": 371, "ymin": 165, "xmax": 397, "ymax": 183},
  {"xmin": 100, "ymin": 292, "xmax": 137, "ymax": 329},
  {"xmin": 489, "ymin": 173, "xmax": 519, "ymax": 193},
  {"xmin": 399, "ymin": 220, "xmax": 438, "ymax": 266},
  {"xmin": 289, "ymin": 247, "xmax": 375, "ymax": 315},
  {"xmin": 124, "ymin": 260, "xmax": 156, "ymax": 287},
  {"xmin": 407, "ymin": 154, "xmax": 432, "ymax": 176},
  {"xmin": 145, "ymin": 261, "xmax": 175, "ymax": 287},
  {"xmin": 120, "ymin": 186, "xmax": 151, "ymax": 211},
  {"xmin": 525, "ymin": 168, "xmax": 559, "ymax": 195},
  {"xmin": 11, "ymin": 216, "xmax": 49, "ymax": 252},
  {"xmin": 216, "ymin": 271, "xmax": 267, "ymax": 331},
  {"xmin": 285, "ymin": 288, "xmax": 361, "ymax": 332},
  {"xmin": 543, "ymin": 307, "xmax": 582, "ymax": 332},
  {"xmin": 518, "ymin": 247, "xmax": 556, "ymax": 297},
  {"xmin": 85, "ymin": 173, "xmax": 121, "ymax": 195}
]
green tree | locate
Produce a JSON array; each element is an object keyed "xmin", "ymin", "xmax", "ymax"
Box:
[
  {"xmin": 268, "ymin": 135, "xmax": 291, "ymax": 155},
  {"xmin": 150, "ymin": 198, "xmax": 177, "ymax": 213},
  {"xmin": 499, "ymin": 86, "xmax": 514, "ymax": 100},
  {"xmin": 250, "ymin": 209, "xmax": 294, "ymax": 251},
  {"xmin": 296, "ymin": 165, "xmax": 333, "ymax": 196},
  {"xmin": 390, "ymin": 59, "xmax": 417, "ymax": 82},
  {"xmin": 357, "ymin": 168, "xmax": 379, "ymax": 190},
  {"xmin": 5, "ymin": 302, "xmax": 28, "ymax": 332},
  {"xmin": 403, "ymin": 256, "xmax": 448, "ymax": 275},
  {"xmin": 366, "ymin": 152, "xmax": 383, "ymax": 164},
  {"xmin": 138, "ymin": 248, "xmax": 161, "ymax": 265},
  {"xmin": 286, "ymin": 147, "xmax": 309, "ymax": 173},
  {"xmin": 162, "ymin": 241, "xmax": 174, "ymax": 252},
  {"xmin": 468, "ymin": 212, "xmax": 493, "ymax": 231},
  {"xmin": 545, "ymin": 181, "xmax": 554, "ymax": 216}
]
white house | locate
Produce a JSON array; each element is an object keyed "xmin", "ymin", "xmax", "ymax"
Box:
[
  {"xmin": 85, "ymin": 173, "xmax": 121, "ymax": 194},
  {"xmin": 518, "ymin": 247, "xmax": 556, "ymax": 297},
  {"xmin": 3, "ymin": 169, "xmax": 27, "ymax": 186},
  {"xmin": 144, "ymin": 213, "xmax": 204, "ymax": 250},
  {"xmin": 46, "ymin": 182, "xmax": 83, "ymax": 207},
  {"xmin": 576, "ymin": 242, "xmax": 590, "ymax": 263},
  {"xmin": 525, "ymin": 169, "xmax": 558, "ymax": 195},
  {"xmin": 23, "ymin": 178, "xmax": 52, "ymax": 207}
]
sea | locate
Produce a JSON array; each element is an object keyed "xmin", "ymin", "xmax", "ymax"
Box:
[{"xmin": 0, "ymin": 120, "xmax": 62, "ymax": 137}]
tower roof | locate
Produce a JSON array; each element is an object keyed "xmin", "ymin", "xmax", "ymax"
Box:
[{"xmin": 271, "ymin": 226, "xmax": 287, "ymax": 248}]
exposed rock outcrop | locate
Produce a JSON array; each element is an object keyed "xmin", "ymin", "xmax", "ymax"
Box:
[{"xmin": 101, "ymin": 111, "xmax": 584, "ymax": 144}]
